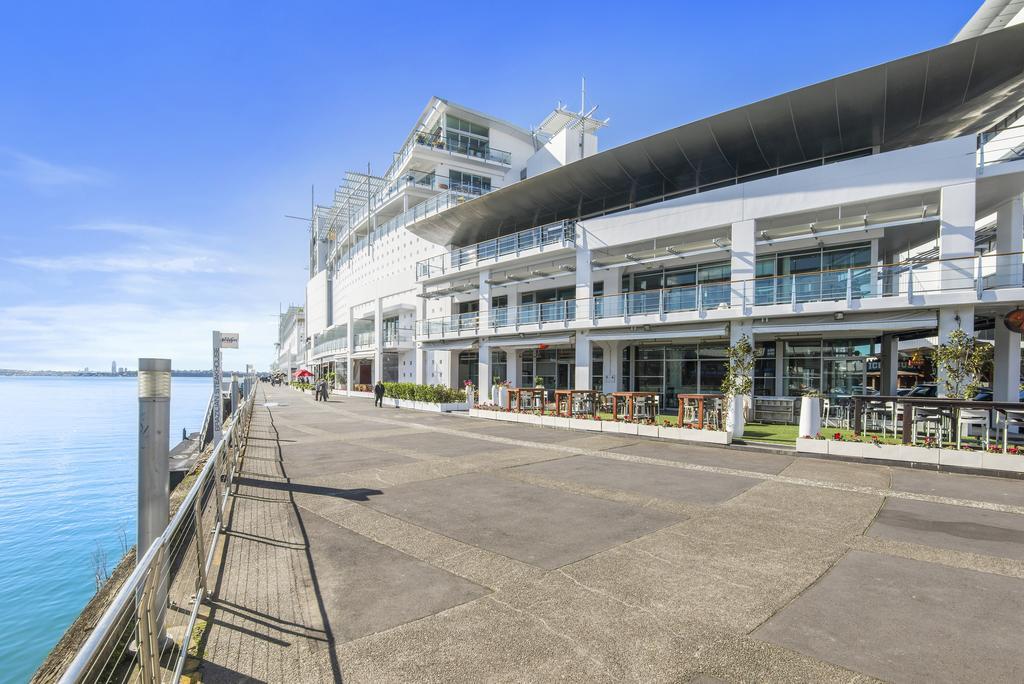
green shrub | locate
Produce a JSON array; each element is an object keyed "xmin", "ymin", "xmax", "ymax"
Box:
[{"xmin": 382, "ymin": 382, "xmax": 466, "ymax": 404}]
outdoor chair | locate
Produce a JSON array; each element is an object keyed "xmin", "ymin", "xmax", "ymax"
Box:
[
  {"xmin": 911, "ymin": 406, "xmax": 949, "ymax": 445},
  {"xmin": 821, "ymin": 398, "xmax": 848, "ymax": 429},
  {"xmin": 866, "ymin": 400, "xmax": 898, "ymax": 437},
  {"xmin": 1001, "ymin": 409, "xmax": 1024, "ymax": 452},
  {"xmin": 956, "ymin": 408, "xmax": 990, "ymax": 450},
  {"xmin": 598, "ymin": 394, "xmax": 614, "ymax": 415}
]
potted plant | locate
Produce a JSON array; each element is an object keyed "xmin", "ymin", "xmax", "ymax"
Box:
[
  {"xmin": 799, "ymin": 388, "xmax": 823, "ymax": 439},
  {"xmin": 721, "ymin": 334, "xmax": 754, "ymax": 438}
]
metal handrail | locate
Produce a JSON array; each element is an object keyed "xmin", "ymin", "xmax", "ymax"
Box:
[
  {"xmin": 412, "ymin": 251, "xmax": 1024, "ymax": 337},
  {"xmin": 59, "ymin": 377, "xmax": 258, "ymax": 684},
  {"xmin": 415, "ymin": 220, "xmax": 575, "ymax": 279}
]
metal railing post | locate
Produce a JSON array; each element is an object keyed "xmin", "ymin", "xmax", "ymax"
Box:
[
  {"xmin": 790, "ymin": 274, "xmax": 797, "ymax": 306},
  {"xmin": 193, "ymin": 494, "xmax": 209, "ymax": 595},
  {"xmin": 658, "ymin": 289, "xmax": 664, "ymax": 315},
  {"xmin": 976, "ymin": 254, "xmax": 985, "ymax": 298},
  {"xmin": 845, "ymin": 268, "xmax": 853, "ymax": 305},
  {"xmin": 697, "ymin": 284, "xmax": 704, "ymax": 314}
]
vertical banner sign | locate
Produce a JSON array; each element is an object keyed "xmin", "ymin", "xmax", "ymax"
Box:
[{"xmin": 212, "ymin": 331, "xmax": 223, "ymax": 446}]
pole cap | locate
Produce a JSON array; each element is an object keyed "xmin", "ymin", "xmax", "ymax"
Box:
[{"xmin": 138, "ymin": 358, "xmax": 172, "ymax": 399}]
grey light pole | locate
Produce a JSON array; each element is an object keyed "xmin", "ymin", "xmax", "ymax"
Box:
[
  {"xmin": 137, "ymin": 358, "xmax": 171, "ymax": 646},
  {"xmin": 138, "ymin": 358, "xmax": 171, "ymax": 558},
  {"xmin": 230, "ymin": 373, "xmax": 240, "ymax": 416}
]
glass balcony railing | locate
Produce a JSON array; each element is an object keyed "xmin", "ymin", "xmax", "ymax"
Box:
[
  {"xmin": 411, "ymin": 252, "xmax": 1024, "ymax": 340},
  {"xmin": 411, "ymin": 131, "xmax": 512, "ymax": 166},
  {"xmin": 416, "ymin": 221, "xmax": 575, "ymax": 279},
  {"xmin": 592, "ymin": 283, "xmax": 731, "ymax": 318}
]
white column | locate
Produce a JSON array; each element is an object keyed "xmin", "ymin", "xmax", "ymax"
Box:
[
  {"xmin": 441, "ymin": 351, "xmax": 457, "ymax": 388},
  {"xmin": 478, "ymin": 343, "xmax": 491, "ymax": 402},
  {"xmin": 938, "ymin": 183, "xmax": 977, "ymax": 291},
  {"xmin": 575, "ymin": 229, "xmax": 593, "ymax": 320},
  {"xmin": 416, "ymin": 286, "xmax": 428, "ymax": 385},
  {"xmin": 996, "ymin": 195, "xmax": 1024, "ymax": 288},
  {"xmin": 574, "ymin": 333, "xmax": 592, "ymax": 390},
  {"xmin": 728, "ymin": 320, "xmax": 754, "ymax": 435},
  {"xmin": 995, "ymin": 321, "xmax": 1021, "ymax": 403},
  {"xmin": 937, "ymin": 306, "xmax": 975, "ymax": 397},
  {"xmin": 880, "ymin": 334, "xmax": 899, "ymax": 396},
  {"xmin": 373, "ymin": 298, "xmax": 384, "ymax": 383},
  {"xmin": 505, "ymin": 348, "xmax": 520, "ymax": 387},
  {"xmin": 774, "ymin": 340, "xmax": 785, "ymax": 396},
  {"xmin": 478, "ymin": 270, "xmax": 491, "ymax": 328},
  {"xmin": 730, "ymin": 219, "xmax": 756, "ymax": 310},
  {"xmin": 603, "ymin": 341, "xmax": 621, "ymax": 392},
  {"xmin": 345, "ymin": 309, "xmax": 354, "ymax": 392}
]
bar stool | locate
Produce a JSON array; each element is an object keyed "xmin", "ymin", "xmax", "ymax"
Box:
[
  {"xmin": 1001, "ymin": 409, "xmax": 1024, "ymax": 452},
  {"xmin": 912, "ymin": 406, "xmax": 948, "ymax": 445},
  {"xmin": 957, "ymin": 408, "xmax": 990, "ymax": 450}
]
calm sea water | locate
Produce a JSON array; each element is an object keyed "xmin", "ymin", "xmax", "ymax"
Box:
[{"xmin": 0, "ymin": 376, "xmax": 211, "ymax": 683}]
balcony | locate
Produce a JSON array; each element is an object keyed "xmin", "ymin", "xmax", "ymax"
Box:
[
  {"xmin": 407, "ymin": 130, "xmax": 512, "ymax": 167},
  {"xmin": 978, "ymin": 123, "xmax": 1024, "ymax": 173},
  {"xmin": 416, "ymin": 221, "xmax": 576, "ymax": 280},
  {"xmin": 593, "ymin": 283, "xmax": 731, "ymax": 318},
  {"xmin": 412, "ymin": 252, "xmax": 1024, "ymax": 341},
  {"xmin": 416, "ymin": 302, "xmax": 577, "ymax": 339}
]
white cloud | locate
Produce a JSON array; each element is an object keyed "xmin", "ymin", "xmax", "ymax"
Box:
[
  {"xmin": 0, "ymin": 302, "xmax": 277, "ymax": 371},
  {"xmin": 0, "ymin": 149, "xmax": 106, "ymax": 188}
]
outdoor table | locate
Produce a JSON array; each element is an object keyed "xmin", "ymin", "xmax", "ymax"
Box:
[
  {"xmin": 554, "ymin": 389, "xmax": 599, "ymax": 417},
  {"xmin": 676, "ymin": 393, "xmax": 724, "ymax": 429},
  {"xmin": 510, "ymin": 387, "xmax": 547, "ymax": 414},
  {"xmin": 851, "ymin": 395, "xmax": 1024, "ymax": 444},
  {"xmin": 611, "ymin": 391, "xmax": 658, "ymax": 422}
]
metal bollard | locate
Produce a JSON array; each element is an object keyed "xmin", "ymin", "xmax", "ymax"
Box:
[
  {"xmin": 137, "ymin": 358, "xmax": 171, "ymax": 646},
  {"xmin": 230, "ymin": 374, "xmax": 240, "ymax": 417}
]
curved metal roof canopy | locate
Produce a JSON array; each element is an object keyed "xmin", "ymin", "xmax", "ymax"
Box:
[{"xmin": 412, "ymin": 23, "xmax": 1024, "ymax": 247}]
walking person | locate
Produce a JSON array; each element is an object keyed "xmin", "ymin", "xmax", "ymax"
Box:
[{"xmin": 374, "ymin": 380, "xmax": 385, "ymax": 408}]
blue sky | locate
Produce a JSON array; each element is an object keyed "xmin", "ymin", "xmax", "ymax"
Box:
[{"xmin": 0, "ymin": 1, "xmax": 978, "ymax": 370}]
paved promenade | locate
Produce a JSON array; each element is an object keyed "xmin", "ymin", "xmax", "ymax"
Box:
[{"xmin": 197, "ymin": 385, "xmax": 1024, "ymax": 683}]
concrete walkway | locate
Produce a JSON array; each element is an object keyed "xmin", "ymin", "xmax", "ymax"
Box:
[{"xmin": 197, "ymin": 385, "xmax": 1024, "ymax": 683}]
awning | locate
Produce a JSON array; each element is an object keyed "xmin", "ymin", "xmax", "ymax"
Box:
[
  {"xmin": 586, "ymin": 324, "xmax": 728, "ymax": 342},
  {"xmin": 753, "ymin": 312, "xmax": 937, "ymax": 335},
  {"xmin": 421, "ymin": 339, "xmax": 479, "ymax": 351},
  {"xmin": 486, "ymin": 334, "xmax": 573, "ymax": 349},
  {"xmin": 406, "ymin": 23, "xmax": 1024, "ymax": 246}
]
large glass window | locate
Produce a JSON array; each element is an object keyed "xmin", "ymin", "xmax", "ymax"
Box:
[
  {"xmin": 760, "ymin": 244, "xmax": 871, "ymax": 305},
  {"xmin": 445, "ymin": 115, "xmax": 490, "ymax": 159},
  {"xmin": 782, "ymin": 338, "xmax": 872, "ymax": 396},
  {"xmin": 448, "ymin": 170, "xmax": 491, "ymax": 195},
  {"xmin": 621, "ymin": 343, "xmax": 731, "ymax": 411},
  {"xmin": 754, "ymin": 342, "xmax": 776, "ymax": 396}
]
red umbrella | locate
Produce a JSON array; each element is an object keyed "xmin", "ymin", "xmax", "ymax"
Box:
[{"xmin": 294, "ymin": 369, "xmax": 314, "ymax": 378}]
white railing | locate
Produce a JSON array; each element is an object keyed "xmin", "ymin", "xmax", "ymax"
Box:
[
  {"xmin": 60, "ymin": 377, "xmax": 258, "ymax": 684},
  {"xmin": 413, "ymin": 252, "xmax": 1024, "ymax": 339},
  {"xmin": 979, "ymin": 123, "xmax": 1024, "ymax": 173},
  {"xmin": 416, "ymin": 220, "xmax": 575, "ymax": 280}
]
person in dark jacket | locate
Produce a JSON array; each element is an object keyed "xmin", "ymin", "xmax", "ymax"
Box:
[{"xmin": 373, "ymin": 380, "xmax": 385, "ymax": 407}]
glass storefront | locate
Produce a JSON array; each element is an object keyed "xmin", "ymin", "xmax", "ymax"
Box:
[
  {"xmin": 782, "ymin": 338, "xmax": 872, "ymax": 396},
  {"xmin": 457, "ymin": 349, "xmax": 507, "ymax": 387},
  {"xmin": 621, "ymin": 343, "xmax": 730, "ymax": 410}
]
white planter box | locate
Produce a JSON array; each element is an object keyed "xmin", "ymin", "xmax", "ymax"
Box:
[
  {"xmin": 569, "ymin": 418, "xmax": 599, "ymax": 431},
  {"xmin": 660, "ymin": 426, "xmax": 732, "ymax": 444},
  {"xmin": 939, "ymin": 449, "xmax": 984, "ymax": 469},
  {"xmin": 519, "ymin": 414, "xmax": 541, "ymax": 426},
  {"xmin": 795, "ymin": 437, "xmax": 829, "ymax": 454},
  {"xmin": 828, "ymin": 441, "xmax": 864, "ymax": 459},
  {"xmin": 346, "ymin": 390, "xmax": 375, "ymax": 399},
  {"xmin": 384, "ymin": 398, "xmax": 469, "ymax": 413},
  {"xmin": 981, "ymin": 451, "xmax": 1024, "ymax": 473},
  {"xmin": 636, "ymin": 424, "xmax": 660, "ymax": 438},
  {"xmin": 615, "ymin": 422, "xmax": 640, "ymax": 436}
]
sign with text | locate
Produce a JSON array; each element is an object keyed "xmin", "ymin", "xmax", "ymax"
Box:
[{"xmin": 219, "ymin": 333, "xmax": 240, "ymax": 349}]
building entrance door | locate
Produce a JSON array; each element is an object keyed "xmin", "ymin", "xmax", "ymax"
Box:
[{"xmin": 557, "ymin": 362, "xmax": 574, "ymax": 390}]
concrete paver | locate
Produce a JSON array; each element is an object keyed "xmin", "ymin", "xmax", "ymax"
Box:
[
  {"xmin": 199, "ymin": 386, "xmax": 1024, "ymax": 683},
  {"xmin": 754, "ymin": 550, "xmax": 1024, "ymax": 683}
]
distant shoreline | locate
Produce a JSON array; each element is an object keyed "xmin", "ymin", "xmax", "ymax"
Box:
[{"xmin": 0, "ymin": 370, "xmax": 246, "ymax": 378}]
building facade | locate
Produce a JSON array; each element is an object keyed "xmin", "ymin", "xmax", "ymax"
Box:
[{"xmin": 296, "ymin": 11, "xmax": 1024, "ymax": 415}]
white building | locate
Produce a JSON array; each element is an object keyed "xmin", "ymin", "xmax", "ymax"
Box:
[
  {"xmin": 273, "ymin": 305, "xmax": 306, "ymax": 378},
  {"xmin": 299, "ymin": 7, "xmax": 1024, "ymax": 415}
]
